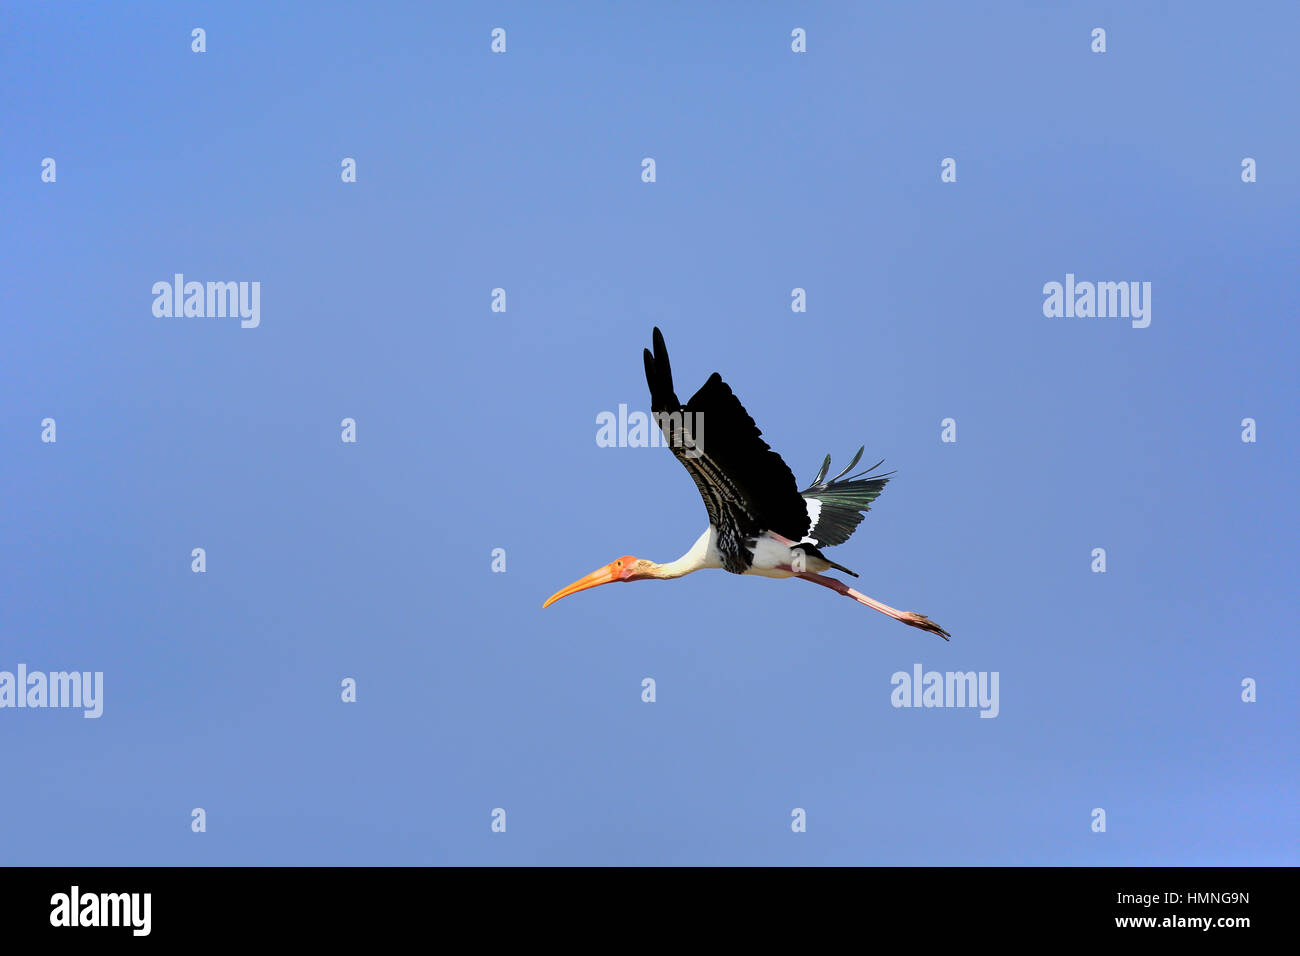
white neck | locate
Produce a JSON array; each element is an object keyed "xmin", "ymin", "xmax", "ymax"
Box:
[{"xmin": 655, "ymin": 527, "xmax": 722, "ymax": 579}]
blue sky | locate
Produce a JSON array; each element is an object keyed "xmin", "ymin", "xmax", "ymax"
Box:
[{"xmin": 1, "ymin": 2, "xmax": 1296, "ymax": 865}]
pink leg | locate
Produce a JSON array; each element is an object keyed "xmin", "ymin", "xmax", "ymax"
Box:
[{"xmin": 796, "ymin": 572, "xmax": 950, "ymax": 640}]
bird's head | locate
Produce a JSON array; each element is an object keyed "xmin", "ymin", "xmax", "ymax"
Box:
[{"xmin": 542, "ymin": 555, "xmax": 656, "ymax": 608}]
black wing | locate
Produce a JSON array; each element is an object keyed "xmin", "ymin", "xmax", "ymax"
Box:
[
  {"xmin": 798, "ymin": 446, "xmax": 893, "ymax": 547},
  {"xmin": 643, "ymin": 328, "xmax": 809, "ymax": 572}
]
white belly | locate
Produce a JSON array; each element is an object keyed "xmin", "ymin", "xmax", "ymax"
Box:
[
  {"xmin": 744, "ymin": 534, "xmax": 801, "ymax": 578},
  {"xmin": 680, "ymin": 526, "xmax": 833, "ymax": 579}
]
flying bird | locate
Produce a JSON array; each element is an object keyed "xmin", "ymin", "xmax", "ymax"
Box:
[{"xmin": 543, "ymin": 328, "xmax": 950, "ymax": 639}]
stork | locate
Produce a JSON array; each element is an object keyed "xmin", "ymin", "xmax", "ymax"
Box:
[{"xmin": 543, "ymin": 328, "xmax": 950, "ymax": 640}]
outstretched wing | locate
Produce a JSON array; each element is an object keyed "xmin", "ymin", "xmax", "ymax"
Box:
[
  {"xmin": 643, "ymin": 328, "xmax": 809, "ymax": 572},
  {"xmin": 799, "ymin": 446, "xmax": 893, "ymax": 547}
]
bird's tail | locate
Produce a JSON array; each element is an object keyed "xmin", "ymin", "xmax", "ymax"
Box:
[{"xmin": 793, "ymin": 542, "xmax": 859, "ymax": 578}]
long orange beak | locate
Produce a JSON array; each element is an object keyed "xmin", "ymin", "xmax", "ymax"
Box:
[{"xmin": 542, "ymin": 562, "xmax": 623, "ymax": 609}]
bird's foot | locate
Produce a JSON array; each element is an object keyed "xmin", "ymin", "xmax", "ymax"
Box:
[{"xmin": 902, "ymin": 612, "xmax": 950, "ymax": 641}]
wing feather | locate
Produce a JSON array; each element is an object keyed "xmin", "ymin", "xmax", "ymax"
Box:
[
  {"xmin": 799, "ymin": 446, "xmax": 893, "ymax": 547},
  {"xmin": 643, "ymin": 328, "xmax": 808, "ymax": 570}
]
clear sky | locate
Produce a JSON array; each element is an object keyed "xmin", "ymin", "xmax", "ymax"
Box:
[{"xmin": 2, "ymin": 2, "xmax": 1295, "ymax": 865}]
